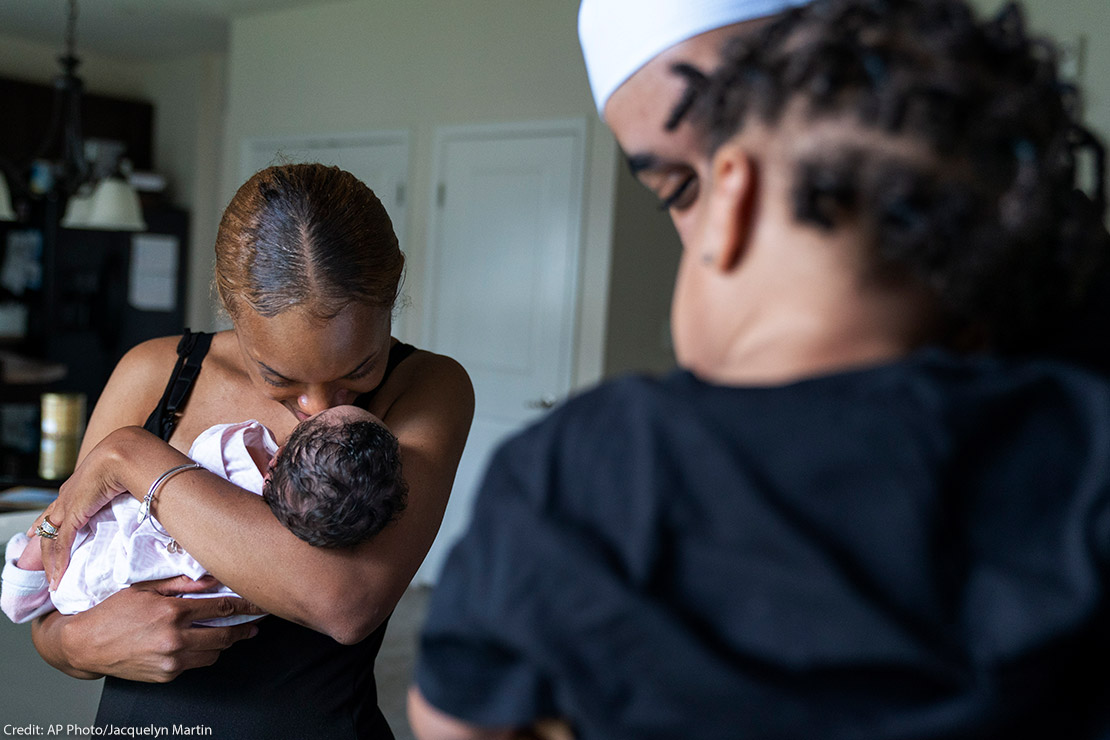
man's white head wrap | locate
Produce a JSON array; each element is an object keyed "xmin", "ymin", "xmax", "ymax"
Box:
[{"xmin": 579, "ymin": 0, "xmax": 812, "ymax": 118}]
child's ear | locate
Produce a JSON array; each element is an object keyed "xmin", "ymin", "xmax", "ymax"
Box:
[{"xmin": 700, "ymin": 143, "xmax": 757, "ymax": 272}]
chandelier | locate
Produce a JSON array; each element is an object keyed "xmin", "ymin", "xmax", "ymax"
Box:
[{"xmin": 0, "ymin": 0, "xmax": 145, "ymax": 231}]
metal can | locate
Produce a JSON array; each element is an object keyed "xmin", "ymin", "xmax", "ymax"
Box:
[{"xmin": 39, "ymin": 392, "xmax": 86, "ymax": 480}]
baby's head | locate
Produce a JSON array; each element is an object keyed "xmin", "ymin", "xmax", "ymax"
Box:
[{"xmin": 263, "ymin": 405, "xmax": 407, "ymax": 549}]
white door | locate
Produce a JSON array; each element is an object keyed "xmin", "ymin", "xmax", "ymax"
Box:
[
  {"xmin": 415, "ymin": 120, "xmax": 587, "ymax": 584},
  {"xmin": 240, "ymin": 132, "xmax": 414, "ymax": 338}
]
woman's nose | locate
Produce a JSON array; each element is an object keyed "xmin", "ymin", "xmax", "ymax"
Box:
[
  {"xmin": 297, "ymin": 386, "xmax": 356, "ymax": 415},
  {"xmin": 297, "ymin": 387, "xmax": 331, "ymax": 416}
]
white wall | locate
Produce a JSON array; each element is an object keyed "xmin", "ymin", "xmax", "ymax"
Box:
[{"xmin": 0, "ymin": 32, "xmax": 147, "ymax": 97}]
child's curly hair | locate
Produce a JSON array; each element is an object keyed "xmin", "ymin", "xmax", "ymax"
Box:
[{"xmin": 678, "ymin": 0, "xmax": 1110, "ymax": 365}]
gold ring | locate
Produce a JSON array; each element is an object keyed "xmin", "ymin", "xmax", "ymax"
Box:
[{"xmin": 40, "ymin": 516, "xmax": 59, "ymax": 536}]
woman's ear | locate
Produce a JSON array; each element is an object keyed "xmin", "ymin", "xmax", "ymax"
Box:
[{"xmin": 700, "ymin": 143, "xmax": 756, "ymax": 272}]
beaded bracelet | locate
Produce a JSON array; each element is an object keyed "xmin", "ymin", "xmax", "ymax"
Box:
[{"xmin": 137, "ymin": 462, "xmax": 204, "ymax": 524}]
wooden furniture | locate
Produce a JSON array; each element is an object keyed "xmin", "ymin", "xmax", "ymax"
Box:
[{"xmin": 0, "ymin": 75, "xmax": 187, "ymax": 487}]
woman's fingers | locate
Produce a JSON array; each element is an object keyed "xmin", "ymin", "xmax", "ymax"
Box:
[
  {"xmin": 184, "ymin": 596, "xmax": 266, "ymax": 624},
  {"xmin": 65, "ymin": 580, "xmax": 262, "ymax": 682},
  {"xmin": 144, "ymin": 587, "xmax": 263, "ymax": 678},
  {"xmin": 139, "ymin": 573, "xmax": 221, "ymax": 596},
  {"xmin": 41, "ymin": 442, "xmax": 130, "ymax": 588},
  {"xmin": 134, "ymin": 576, "xmax": 266, "ymax": 619},
  {"xmin": 39, "ymin": 501, "xmax": 80, "ymax": 590}
]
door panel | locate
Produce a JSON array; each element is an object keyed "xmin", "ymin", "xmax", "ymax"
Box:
[{"xmin": 416, "ymin": 121, "xmax": 586, "ymax": 584}]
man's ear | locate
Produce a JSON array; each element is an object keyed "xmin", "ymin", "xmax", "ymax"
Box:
[{"xmin": 701, "ymin": 143, "xmax": 756, "ymax": 272}]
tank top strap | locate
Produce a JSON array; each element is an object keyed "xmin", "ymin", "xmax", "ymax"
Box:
[
  {"xmin": 142, "ymin": 329, "xmax": 215, "ymax": 442},
  {"xmin": 355, "ymin": 341, "xmax": 417, "ymax": 410}
]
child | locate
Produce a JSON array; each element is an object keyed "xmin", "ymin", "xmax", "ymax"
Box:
[
  {"xmin": 410, "ymin": 0, "xmax": 1110, "ymax": 737},
  {"xmin": 1, "ymin": 405, "xmax": 406, "ymax": 626}
]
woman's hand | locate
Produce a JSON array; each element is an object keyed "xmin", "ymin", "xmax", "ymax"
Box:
[
  {"xmin": 32, "ymin": 426, "xmax": 189, "ymax": 589},
  {"xmin": 35, "ymin": 575, "xmax": 263, "ymax": 682}
]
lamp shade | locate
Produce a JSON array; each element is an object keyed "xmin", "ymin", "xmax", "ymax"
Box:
[
  {"xmin": 84, "ymin": 177, "xmax": 146, "ymax": 231},
  {"xmin": 0, "ymin": 172, "xmax": 16, "ymax": 221},
  {"xmin": 60, "ymin": 188, "xmax": 95, "ymax": 228}
]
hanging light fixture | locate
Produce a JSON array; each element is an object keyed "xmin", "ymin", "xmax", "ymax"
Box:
[{"xmin": 0, "ymin": 0, "xmax": 146, "ymax": 231}]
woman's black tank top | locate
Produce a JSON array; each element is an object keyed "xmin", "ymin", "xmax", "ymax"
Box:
[{"xmin": 95, "ymin": 330, "xmax": 417, "ymax": 739}]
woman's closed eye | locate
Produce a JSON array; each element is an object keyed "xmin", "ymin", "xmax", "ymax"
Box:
[{"xmin": 262, "ymin": 374, "xmax": 292, "ymax": 388}]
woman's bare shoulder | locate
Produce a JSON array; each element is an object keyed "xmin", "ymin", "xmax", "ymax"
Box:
[
  {"xmin": 115, "ymin": 331, "xmax": 238, "ymax": 383},
  {"xmin": 113, "ymin": 335, "xmax": 183, "ymax": 379},
  {"xmin": 373, "ymin": 346, "xmax": 474, "ymax": 435},
  {"xmin": 407, "ymin": 348, "xmax": 471, "ymax": 385},
  {"xmin": 394, "ymin": 348, "xmax": 473, "ymax": 406},
  {"xmin": 80, "ymin": 335, "xmax": 191, "ymax": 455}
]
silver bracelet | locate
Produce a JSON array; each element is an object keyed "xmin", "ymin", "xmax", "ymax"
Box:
[{"xmin": 137, "ymin": 463, "xmax": 204, "ymax": 524}]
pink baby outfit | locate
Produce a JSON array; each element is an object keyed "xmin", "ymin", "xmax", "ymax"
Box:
[{"xmin": 1, "ymin": 420, "xmax": 277, "ymax": 625}]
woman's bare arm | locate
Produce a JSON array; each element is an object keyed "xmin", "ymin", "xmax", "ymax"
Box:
[
  {"xmin": 31, "ymin": 575, "xmax": 261, "ymax": 681},
  {"xmin": 41, "ymin": 351, "xmax": 474, "ymax": 644},
  {"xmin": 31, "ymin": 336, "xmax": 263, "ymax": 680},
  {"xmin": 160, "ymin": 352, "xmax": 475, "ymax": 642}
]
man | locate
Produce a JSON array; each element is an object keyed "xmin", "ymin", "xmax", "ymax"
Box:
[
  {"xmin": 408, "ymin": 2, "xmax": 810, "ymax": 739},
  {"xmin": 590, "ymin": 0, "xmax": 809, "ymax": 245}
]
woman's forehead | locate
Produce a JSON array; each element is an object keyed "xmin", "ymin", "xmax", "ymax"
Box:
[{"xmin": 236, "ymin": 303, "xmax": 391, "ymax": 381}]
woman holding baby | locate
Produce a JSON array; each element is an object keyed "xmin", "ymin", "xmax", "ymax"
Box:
[{"xmin": 28, "ymin": 163, "xmax": 473, "ymax": 739}]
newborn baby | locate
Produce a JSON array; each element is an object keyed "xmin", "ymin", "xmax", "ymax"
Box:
[{"xmin": 2, "ymin": 405, "xmax": 407, "ymax": 626}]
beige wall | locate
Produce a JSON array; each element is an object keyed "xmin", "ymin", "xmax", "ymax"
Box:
[
  {"xmin": 602, "ymin": 0, "xmax": 1110, "ymax": 379},
  {"xmin": 218, "ymin": 0, "xmax": 617, "ymax": 387},
  {"xmin": 604, "ymin": 164, "xmax": 681, "ymax": 377},
  {"xmin": 4, "ymin": 0, "xmax": 1109, "ymax": 383},
  {"xmin": 0, "ymin": 32, "xmax": 147, "ymax": 97},
  {"xmin": 0, "ymin": 33, "xmax": 224, "ymax": 334},
  {"xmin": 970, "ymin": 0, "xmax": 1109, "ymax": 144}
]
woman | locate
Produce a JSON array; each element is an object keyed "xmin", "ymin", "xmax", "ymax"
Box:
[
  {"xmin": 410, "ymin": 1, "xmax": 1110, "ymax": 738},
  {"xmin": 32, "ymin": 164, "xmax": 474, "ymax": 738}
]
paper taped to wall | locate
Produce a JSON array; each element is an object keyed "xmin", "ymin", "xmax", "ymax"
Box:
[{"xmin": 129, "ymin": 234, "xmax": 178, "ymax": 311}]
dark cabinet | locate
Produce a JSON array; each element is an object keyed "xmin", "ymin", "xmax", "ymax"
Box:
[
  {"xmin": 1, "ymin": 205, "xmax": 190, "ymax": 485},
  {"xmin": 0, "ymin": 76, "xmax": 185, "ymax": 487}
]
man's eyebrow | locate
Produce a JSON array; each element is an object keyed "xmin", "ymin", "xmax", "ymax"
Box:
[{"xmin": 667, "ymin": 62, "xmax": 710, "ymax": 132}]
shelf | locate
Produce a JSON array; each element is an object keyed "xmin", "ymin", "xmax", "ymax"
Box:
[
  {"xmin": 0, "ymin": 484, "xmax": 59, "ymax": 512},
  {"xmin": 0, "ymin": 350, "xmax": 67, "ymax": 385}
]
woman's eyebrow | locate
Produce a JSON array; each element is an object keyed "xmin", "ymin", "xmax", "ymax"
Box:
[
  {"xmin": 257, "ymin": 360, "xmax": 292, "ymax": 380},
  {"xmin": 258, "ymin": 352, "xmax": 377, "ymax": 381},
  {"xmin": 342, "ymin": 353, "xmax": 378, "ymax": 377}
]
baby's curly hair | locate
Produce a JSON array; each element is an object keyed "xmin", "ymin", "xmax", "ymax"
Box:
[
  {"xmin": 263, "ymin": 416, "xmax": 407, "ymax": 549},
  {"xmin": 680, "ymin": 0, "xmax": 1110, "ymax": 364}
]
